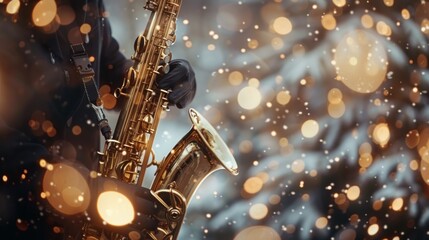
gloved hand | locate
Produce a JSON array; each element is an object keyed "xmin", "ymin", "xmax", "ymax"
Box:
[
  {"xmin": 157, "ymin": 59, "xmax": 196, "ymax": 109},
  {"xmin": 86, "ymin": 176, "xmax": 159, "ymax": 237}
]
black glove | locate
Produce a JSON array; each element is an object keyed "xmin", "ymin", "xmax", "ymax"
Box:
[
  {"xmin": 87, "ymin": 177, "xmax": 159, "ymax": 237},
  {"xmin": 157, "ymin": 59, "xmax": 196, "ymax": 109}
]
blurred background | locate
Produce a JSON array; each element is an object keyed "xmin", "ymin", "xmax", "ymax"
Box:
[{"xmin": 104, "ymin": 0, "xmax": 429, "ymax": 239}]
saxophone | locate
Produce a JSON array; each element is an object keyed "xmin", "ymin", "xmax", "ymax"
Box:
[{"xmin": 82, "ymin": 0, "xmax": 238, "ymax": 239}]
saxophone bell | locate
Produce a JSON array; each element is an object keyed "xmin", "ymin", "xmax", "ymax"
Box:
[{"xmin": 147, "ymin": 108, "xmax": 238, "ymax": 239}]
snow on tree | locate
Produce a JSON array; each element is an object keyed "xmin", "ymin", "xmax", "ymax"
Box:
[{"xmin": 177, "ymin": 1, "xmax": 429, "ymax": 239}]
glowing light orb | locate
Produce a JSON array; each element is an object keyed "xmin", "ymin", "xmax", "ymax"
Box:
[
  {"xmin": 332, "ymin": 0, "xmax": 346, "ymax": 7},
  {"xmin": 334, "ymin": 30, "xmax": 388, "ymax": 93},
  {"xmin": 391, "ymin": 198, "xmax": 403, "ymax": 211},
  {"xmin": 346, "ymin": 185, "xmax": 360, "ymax": 201},
  {"xmin": 315, "ymin": 217, "xmax": 328, "ymax": 229},
  {"xmin": 228, "ymin": 71, "xmax": 244, "ymax": 86},
  {"xmin": 42, "ymin": 163, "xmax": 90, "ymax": 215},
  {"xmin": 32, "ymin": 0, "xmax": 57, "ymax": 27},
  {"xmin": 301, "ymin": 120, "xmax": 319, "ymax": 138},
  {"xmin": 272, "ymin": 17, "xmax": 292, "ymax": 35},
  {"xmin": 328, "ymin": 88, "xmax": 343, "ymax": 104},
  {"xmin": 321, "ymin": 13, "xmax": 336, "ymax": 30},
  {"xmin": 249, "ymin": 203, "xmax": 268, "ymax": 220},
  {"xmin": 97, "ymin": 191, "xmax": 135, "ymax": 226},
  {"xmin": 243, "ymin": 177, "xmax": 263, "ymax": 194},
  {"xmin": 368, "ymin": 223, "xmax": 379, "ymax": 236},
  {"xmin": 234, "ymin": 226, "xmax": 281, "ymax": 240},
  {"xmin": 291, "ymin": 159, "xmax": 305, "ymax": 173},
  {"xmin": 276, "ymin": 90, "xmax": 291, "ymax": 105},
  {"xmin": 372, "ymin": 123, "xmax": 390, "ymax": 147},
  {"xmin": 361, "ymin": 14, "xmax": 374, "ymax": 28},
  {"xmin": 420, "ymin": 159, "xmax": 429, "ymax": 186},
  {"xmin": 237, "ymin": 86, "xmax": 261, "ymax": 110},
  {"xmin": 6, "ymin": 0, "xmax": 20, "ymax": 14},
  {"xmin": 328, "ymin": 101, "xmax": 345, "ymax": 118},
  {"xmin": 405, "ymin": 130, "xmax": 420, "ymax": 148}
]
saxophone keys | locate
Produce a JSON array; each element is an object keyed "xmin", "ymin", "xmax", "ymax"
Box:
[
  {"xmin": 157, "ymin": 64, "xmax": 170, "ymax": 75},
  {"xmin": 162, "ymin": 49, "xmax": 172, "ymax": 63},
  {"xmin": 134, "ymin": 34, "xmax": 147, "ymax": 53},
  {"xmin": 116, "ymin": 160, "xmax": 138, "ymax": 183}
]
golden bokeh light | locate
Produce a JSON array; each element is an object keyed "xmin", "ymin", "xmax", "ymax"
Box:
[
  {"xmin": 359, "ymin": 142, "xmax": 372, "ymax": 155},
  {"xmin": 376, "ymin": 21, "xmax": 392, "ymax": 36},
  {"xmin": 391, "ymin": 198, "xmax": 403, "ymax": 211},
  {"xmin": 327, "ymin": 88, "xmax": 343, "ymax": 104},
  {"xmin": 228, "ymin": 71, "xmax": 244, "ymax": 86},
  {"xmin": 249, "ymin": 203, "xmax": 268, "ymax": 220},
  {"xmin": 405, "ymin": 130, "xmax": 420, "ymax": 149},
  {"xmin": 367, "ymin": 223, "xmax": 379, "ymax": 236},
  {"xmin": 42, "ymin": 163, "xmax": 90, "ymax": 215},
  {"xmin": 401, "ymin": 9, "xmax": 410, "ymax": 20},
  {"xmin": 39, "ymin": 159, "xmax": 47, "ymax": 168},
  {"xmin": 358, "ymin": 153, "xmax": 373, "ymax": 168},
  {"xmin": 383, "ymin": 0, "xmax": 394, "ymax": 7},
  {"xmin": 417, "ymin": 53, "xmax": 428, "ymax": 68},
  {"xmin": 248, "ymin": 39, "xmax": 259, "ymax": 49},
  {"xmin": 269, "ymin": 194, "xmax": 281, "ymax": 205},
  {"xmin": 346, "ymin": 185, "xmax": 360, "ymax": 201},
  {"xmin": 420, "ymin": 159, "xmax": 429, "ymax": 185},
  {"xmin": 272, "ymin": 17, "xmax": 292, "ymax": 35},
  {"xmin": 101, "ymin": 93, "xmax": 117, "ymax": 110},
  {"xmin": 97, "ymin": 191, "xmax": 135, "ymax": 226},
  {"xmin": 301, "ymin": 120, "xmax": 319, "ymax": 138},
  {"xmin": 6, "ymin": 0, "xmax": 20, "ymax": 14},
  {"xmin": 420, "ymin": 146, "xmax": 429, "ymax": 163},
  {"xmin": 361, "ymin": 14, "xmax": 374, "ymax": 29},
  {"xmin": 237, "ymin": 86, "xmax": 262, "ymax": 110},
  {"xmin": 72, "ymin": 125, "xmax": 82, "ymax": 136},
  {"xmin": 372, "ymin": 123, "xmax": 390, "ymax": 147},
  {"xmin": 271, "ymin": 37, "xmax": 284, "ymax": 50},
  {"xmin": 334, "ymin": 193, "xmax": 347, "ymax": 206},
  {"xmin": 321, "ymin": 13, "xmax": 336, "ymax": 30},
  {"xmin": 418, "ymin": 23, "xmax": 428, "ymax": 37},
  {"xmin": 248, "ymin": 78, "xmax": 260, "ymax": 88},
  {"xmin": 315, "ymin": 217, "xmax": 328, "ymax": 229},
  {"xmin": 279, "ymin": 137, "xmax": 289, "ymax": 147},
  {"xmin": 332, "ymin": 0, "xmax": 346, "ymax": 7},
  {"xmin": 334, "ymin": 30, "xmax": 388, "ymax": 93},
  {"xmin": 276, "ymin": 90, "xmax": 291, "ymax": 105},
  {"xmin": 234, "ymin": 226, "xmax": 281, "ymax": 240},
  {"xmin": 243, "ymin": 177, "xmax": 264, "ymax": 194},
  {"xmin": 32, "ymin": 0, "xmax": 58, "ymax": 27},
  {"xmin": 80, "ymin": 23, "xmax": 92, "ymax": 34},
  {"xmin": 328, "ymin": 101, "xmax": 345, "ymax": 118},
  {"xmin": 291, "ymin": 159, "xmax": 305, "ymax": 173},
  {"xmin": 339, "ymin": 229, "xmax": 357, "ymax": 240},
  {"xmin": 410, "ymin": 159, "xmax": 419, "ymax": 171}
]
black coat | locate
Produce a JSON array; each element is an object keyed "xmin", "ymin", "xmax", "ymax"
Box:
[{"xmin": 0, "ymin": 0, "xmax": 131, "ymax": 239}]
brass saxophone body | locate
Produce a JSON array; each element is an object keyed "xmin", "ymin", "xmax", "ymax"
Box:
[{"xmin": 84, "ymin": 1, "xmax": 238, "ymax": 239}]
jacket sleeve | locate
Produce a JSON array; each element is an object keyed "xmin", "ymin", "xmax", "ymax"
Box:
[{"xmin": 98, "ymin": 1, "xmax": 132, "ymax": 90}]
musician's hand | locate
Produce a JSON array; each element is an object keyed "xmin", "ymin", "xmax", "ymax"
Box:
[
  {"xmin": 157, "ymin": 59, "xmax": 196, "ymax": 109},
  {"xmin": 87, "ymin": 177, "xmax": 159, "ymax": 237}
]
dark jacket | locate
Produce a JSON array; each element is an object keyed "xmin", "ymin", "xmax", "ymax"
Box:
[{"xmin": 0, "ymin": 0, "xmax": 137, "ymax": 239}]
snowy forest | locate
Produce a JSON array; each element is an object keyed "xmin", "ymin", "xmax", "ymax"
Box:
[{"xmin": 104, "ymin": 0, "xmax": 429, "ymax": 239}]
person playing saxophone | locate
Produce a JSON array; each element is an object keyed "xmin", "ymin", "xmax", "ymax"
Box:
[{"xmin": 0, "ymin": 0, "xmax": 196, "ymax": 239}]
